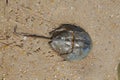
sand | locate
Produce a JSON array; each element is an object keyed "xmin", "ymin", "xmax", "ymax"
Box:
[{"xmin": 0, "ymin": 0, "xmax": 120, "ymax": 80}]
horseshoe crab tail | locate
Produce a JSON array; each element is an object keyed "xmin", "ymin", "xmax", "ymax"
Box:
[{"xmin": 13, "ymin": 26, "xmax": 51, "ymax": 40}]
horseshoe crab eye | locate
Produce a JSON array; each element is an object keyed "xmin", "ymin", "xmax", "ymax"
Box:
[{"xmin": 50, "ymin": 24, "xmax": 92, "ymax": 61}]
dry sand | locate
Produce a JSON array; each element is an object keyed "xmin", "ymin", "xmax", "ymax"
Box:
[{"xmin": 0, "ymin": 0, "xmax": 120, "ymax": 80}]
